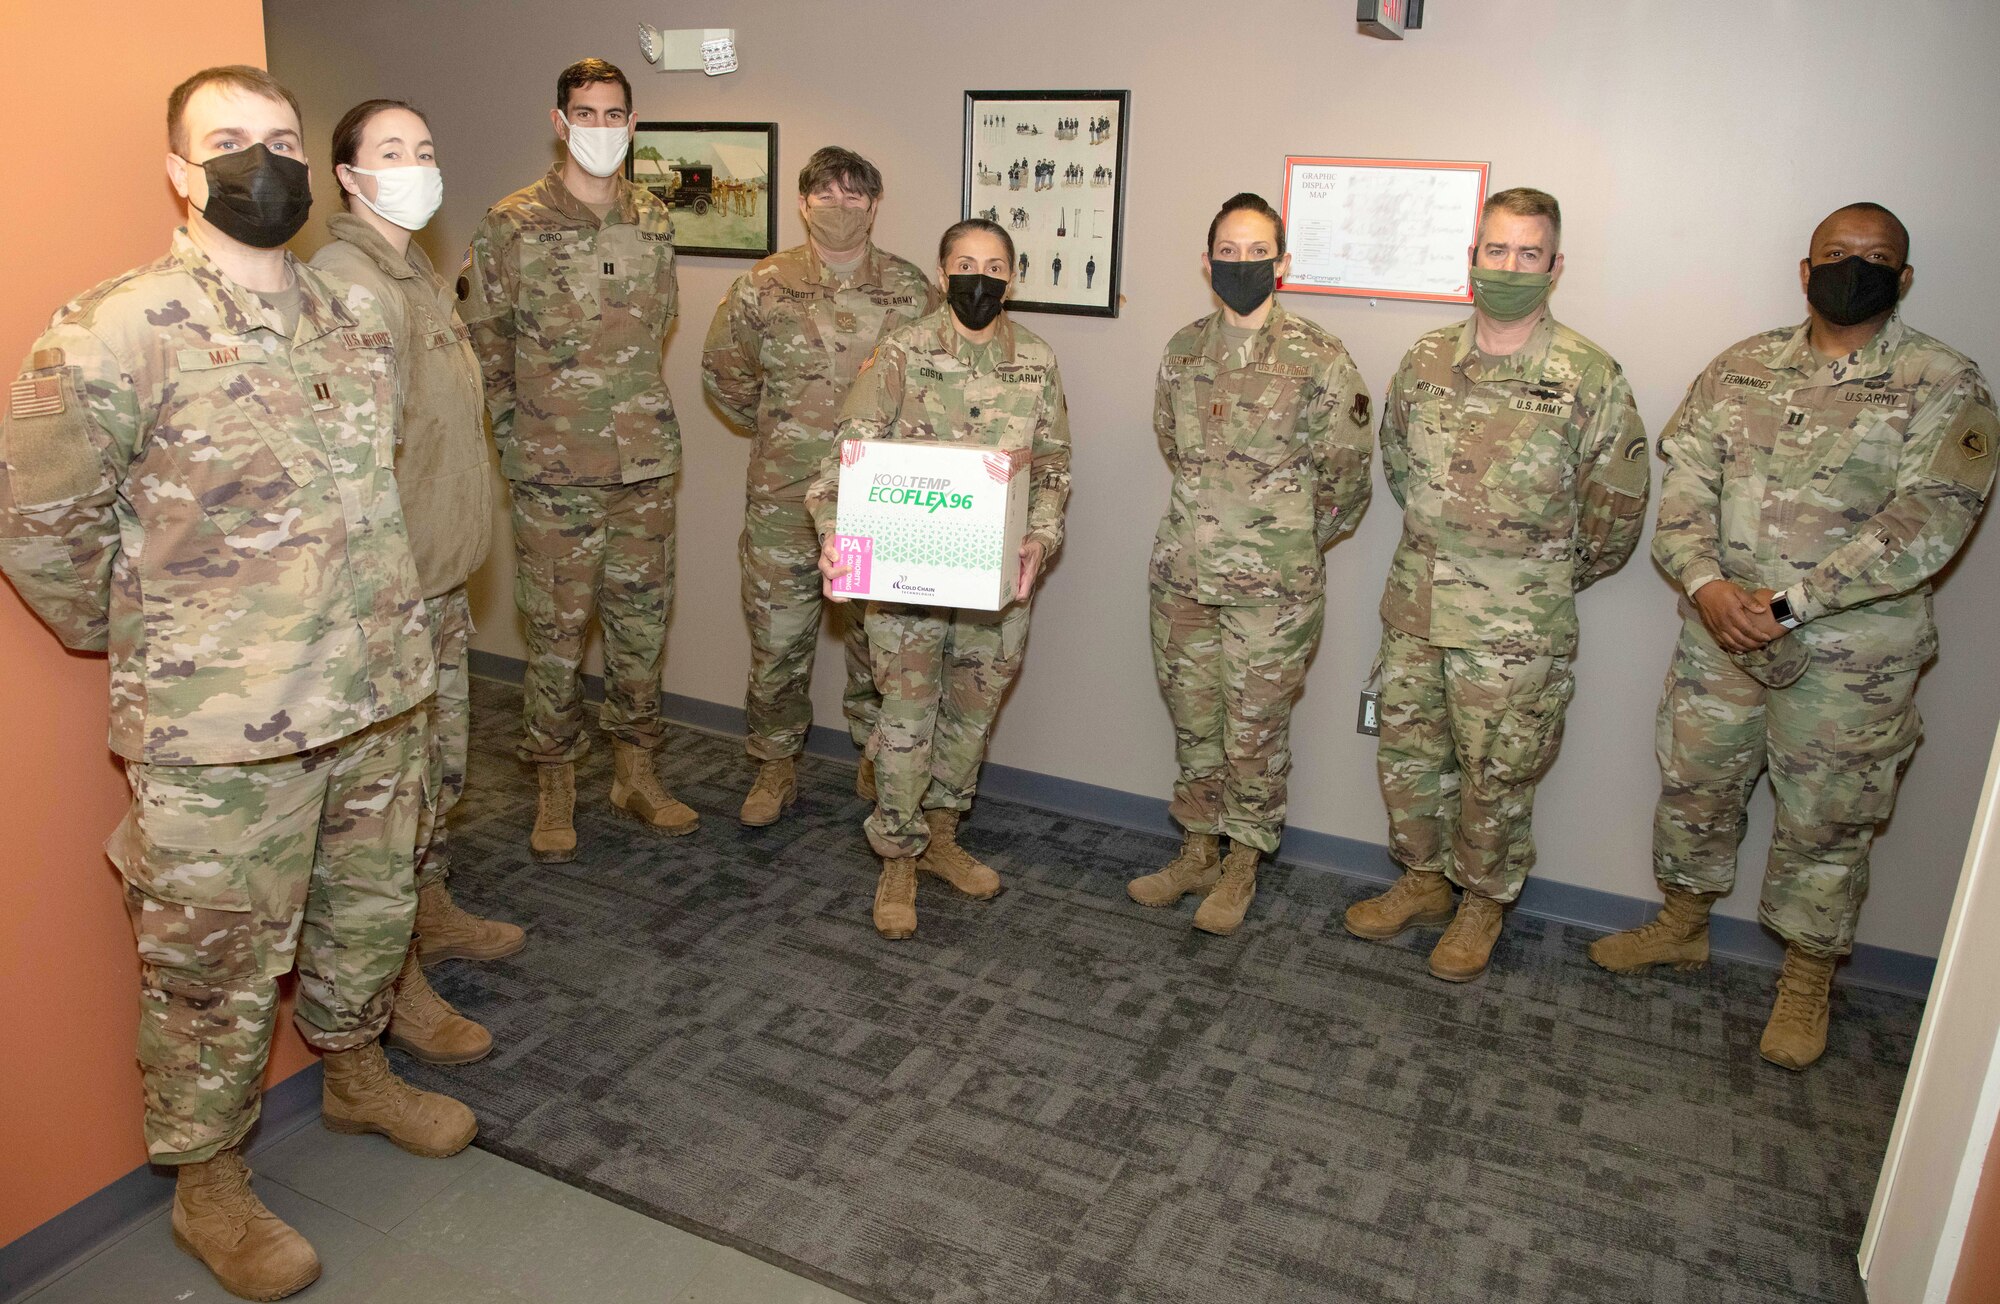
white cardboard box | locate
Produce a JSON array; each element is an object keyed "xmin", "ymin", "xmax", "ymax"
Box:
[{"xmin": 829, "ymin": 438, "xmax": 1029, "ymax": 610}]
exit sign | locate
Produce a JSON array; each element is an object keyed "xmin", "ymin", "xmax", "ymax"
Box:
[{"xmin": 1359, "ymin": 0, "xmax": 1425, "ymax": 39}]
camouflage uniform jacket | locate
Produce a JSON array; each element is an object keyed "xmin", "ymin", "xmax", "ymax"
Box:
[
  {"xmin": 0, "ymin": 229, "xmax": 433, "ymax": 765},
  {"xmin": 1379, "ymin": 312, "xmax": 1649, "ymax": 654},
  {"xmin": 459, "ymin": 167, "xmax": 679, "ymax": 485},
  {"xmin": 312, "ymin": 213, "xmax": 492, "ymax": 598},
  {"xmin": 1655, "ymin": 316, "xmax": 1998, "ymax": 673},
  {"xmin": 1150, "ymin": 303, "xmax": 1373, "ymax": 604},
  {"xmin": 808, "ymin": 309, "xmax": 1072, "ymax": 558},
  {"xmin": 702, "ymin": 242, "xmax": 939, "ymax": 501}
]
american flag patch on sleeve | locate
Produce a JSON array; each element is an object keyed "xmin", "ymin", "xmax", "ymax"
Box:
[{"xmin": 9, "ymin": 375, "xmax": 65, "ymax": 418}]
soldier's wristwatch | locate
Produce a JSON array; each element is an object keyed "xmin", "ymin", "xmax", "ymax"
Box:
[{"xmin": 1768, "ymin": 592, "xmax": 1802, "ymax": 630}]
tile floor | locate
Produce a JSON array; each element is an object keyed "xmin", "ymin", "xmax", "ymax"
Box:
[{"xmin": 24, "ymin": 1119, "xmax": 861, "ymax": 1304}]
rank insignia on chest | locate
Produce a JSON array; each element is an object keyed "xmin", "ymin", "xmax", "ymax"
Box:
[
  {"xmin": 835, "ymin": 311, "xmax": 858, "ymax": 332},
  {"xmin": 601, "ymin": 260, "xmax": 617, "ymax": 277},
  {"xmin": 309, "ymin": 378, "xmax": 336, "ymax": 411},
  {"xmin": 1211, "ymin": 401, "xmax": 1227, "ymax": 419},
  {"xmin": 1786, "ymin": 409, "xmax": 1807, "ymax": 427}
]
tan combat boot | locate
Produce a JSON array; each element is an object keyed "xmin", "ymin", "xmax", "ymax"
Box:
[
  {"xmin": 1588, "ymin": 887, "xmax": 1715, "ymax": 972},
  {"xmin": 874, "ymin": 856, "xmax": 919, "ymax": 939},
  {"xmin": 1428, "ymin": 892, "xmax": 1505, "ymax": 982},
  {"xmin": 172, "ymin": 1151, "xmax": 321, "ymax": 1301},
  {"xmin": 739, "ymin": 756, "xmax": 798, "ymax": 827},
  {"xmin": 416, "ymin": 879, "xmax": 526, "ymax": 965},
  {"xmin": 610, "ymin": 741, "xmax": 700, "ymax": 835},
  {"xmin": 1761, "ymin": 946, "xmax": 1837, "ymax": 1070},
  {"xmin": 1344, "ymin": 869, "xmax": 1455, "ymax": 940},
  {"xmin": 1193, "ymin": 845, "xmax": 1260, "ymax": 936},
  {"xmin": 918, "ymin": 809, "xmax": 1001, "ymax": 898},
  {"xmin": 388, "ymin": 950, "xmax": 493, "ymax": 1066},
  {"xmin": 530, "ymin": 762, "xmax": 577, "ymax": 864},
  {"xmin": 857, "ymin": 755, "xmax": 878, "ymax": 802},
  {"xmin": 1127, "ymin": 832, "xmax": 1221, "ymax": 907},
  {"xmin": 321, "ymin": 1040, "xmax": 477, "ymax": 1158}
]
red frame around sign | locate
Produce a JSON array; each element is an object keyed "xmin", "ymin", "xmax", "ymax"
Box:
[{"xmin": 1278, "ymin": 155, "xmax": 1489, "ymax": 304}]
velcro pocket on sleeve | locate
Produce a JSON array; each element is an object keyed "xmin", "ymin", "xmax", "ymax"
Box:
[
  {"xmin": 1929, "ymin": 403, "xmax": 2000, "ymax": 498},
  {"xmin": 5, "ymin": 369, "xmax": 108, "ymax": 509}
]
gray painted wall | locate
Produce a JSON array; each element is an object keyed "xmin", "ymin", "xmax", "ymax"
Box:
[{"xmin": 265, "ymin": 0, "xmax": 2000, "ymax": 959}]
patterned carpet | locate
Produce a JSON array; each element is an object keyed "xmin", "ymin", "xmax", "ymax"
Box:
[{"xmin": 404, "ymin": 676, "xmax": 1917, "ymax": 1304}]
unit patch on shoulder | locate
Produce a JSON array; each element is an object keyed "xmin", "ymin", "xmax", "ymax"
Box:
[
  {"xmin": 1929, "ymin": 403, "xmax": 2000, "ymax": 497},
  {"xmin": 1350, "ymin": 392, "xmax": 1372, "ymax": 427}
]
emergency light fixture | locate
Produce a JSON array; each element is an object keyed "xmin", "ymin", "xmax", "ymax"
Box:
[
  {"xmin": 637, "ymin": 24, "xmax": 738, "ymax": 74},
  {"xmin": 1358, "ymin": 0, "xmax": 1425, "ymax": 39}
]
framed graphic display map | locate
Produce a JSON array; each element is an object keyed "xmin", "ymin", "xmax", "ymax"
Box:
[
  {"xmin": 1279, "ymin": 156, "xmax": 1489, "ymax": 303},
  {"xmin": 963, "ymin": 90, "xmax": 1129, "ymax": 317}
]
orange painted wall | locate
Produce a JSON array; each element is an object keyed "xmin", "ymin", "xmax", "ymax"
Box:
[
  {"xmin": 0, "ymin": 1, "xmax": 317, "ymax": 1250},
  {"xmin": 1951, "ymin": 1120, "xmax": 2000, "ymax": 1303}
]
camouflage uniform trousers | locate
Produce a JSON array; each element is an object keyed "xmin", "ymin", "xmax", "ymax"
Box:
[
  {"xmin": 107, "ymin": 710, "xmax": 424, "ymax": 1164},
  {"xmin": 1376, "ymin": 625, "xmax": 1576, "ymax": 903},
  {"xmin": 1149, "ymin": 587, "xmax": 1323, "ymax": 855},
  {"xmin": 741, "ymin": 494, "xmax": 877, "ymax": 761},
  {"xmin": 1653, "ymin": 616, "xmax": 1920, "ymax": 957},
  {"xmin": 415, "ymin": 586, "xmax": 473, "ymax": 890},
  {"xmin": 510, "ymin": 477, "xmax": 675, "ymax": 765},
  {"xmin": 862, "ymin": 599, "xmax": 1033, "ymax": 860}
]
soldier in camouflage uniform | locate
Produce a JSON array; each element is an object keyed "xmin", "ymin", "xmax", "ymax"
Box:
[
  {"xmin": 811, "ymin": 219, "xmax": 1071, "ymax": 940},
  {"xmin": 1127, "ymin": 194, "xmax": 1373, "ymax": 936},
  {"xmin": 1591, "ymin": 203, "xmax": 1998, "ymax": 1070},
  {"xmin": 315, "ymin": 98, "xmax": 528, "ymax": 1070},
  {"xmin": 703, "ymin": 146, "xmax": 938, "ymax": 826},
  {"xmin": 0, "ymin": 68, "xmax": 473, "ymax": 1301},
  {"xmin": 460, "ymin": 59, "xmax": 697, "ymax": 861},
  {"xmin": 1345, "ymin": 188, "xmax": 1650, "ymax": 983}
]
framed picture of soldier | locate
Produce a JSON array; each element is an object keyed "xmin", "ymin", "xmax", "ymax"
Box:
[
  {"xmin": 627, "ymin": 120, "xmax": 778, "ymax": 259},
  {"xmin": 962, "ymin": 90, "xmax": 1129, "ymax": 317}
]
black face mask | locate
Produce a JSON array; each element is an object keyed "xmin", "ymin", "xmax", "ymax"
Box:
[
  {"xmin": 946, "ymin": 273, "xmax": 1008, "ymax": 331},
  {"xmin": 190, "ymin": 144, "xmax": 313, "ymax": 248},
  {"xmin": 1210, "ymin": 257, "xmax": 1276, "ymax": 316},
  {"xmin": 1806, "ymin": 255, "xmax": 1903, "ymax": 327}
]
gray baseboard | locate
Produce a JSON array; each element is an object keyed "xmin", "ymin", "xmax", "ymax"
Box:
[
  {"xmin": 0, "ymin": 1063, "xmax": 325, "ymax": 1303},
  {"xmin": 464, "ymin": 650, "xmax": 1939, "ymax": 1000}
]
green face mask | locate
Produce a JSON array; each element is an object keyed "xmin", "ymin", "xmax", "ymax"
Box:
[{"xmin": 1469, "ymin": 266, "xmax": 1554, "ymax": 322}]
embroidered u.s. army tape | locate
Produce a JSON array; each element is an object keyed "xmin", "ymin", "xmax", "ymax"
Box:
[{"xmin": 1509, "ymin": 395, "xmax": 1568, "ymax": 416}]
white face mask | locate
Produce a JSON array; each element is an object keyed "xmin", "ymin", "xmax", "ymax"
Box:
[
  {"xmin": 345, "ymin": 164, "xmax": 444, "ymax": 231},
  {"xmin": 560, "ymin": 113, "xmax": 630, "ymax": 178}
]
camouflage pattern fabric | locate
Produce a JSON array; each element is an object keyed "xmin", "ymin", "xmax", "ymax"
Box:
[
  {"xmin": 1149, "ymin": 303, "xmax": 1373, "ymax": 604},
  {"xmin": 109, "ymin": 710, "xmax": 424, "ymax": 1164},
  {"xmin": 1653, "ymin": 617, "xmax": 1918, "ymax": 956},
  {"xmin": 460, "ymin": 167, "xmax": 681, "ymax": 486},
  {"xmin": 0, "ymin": 229, "xmax": 434, "ymax": 765},
  {"xmin": 807, "ymin": 309, "xmax": 1072, "ymax": 558},
  {"xmin": 510, "ymin": 478, "xmax": 674, "ymax": 764},
  {"xmin": 1378, "ymin": 312, "xmax": 1650, "ymax": 655},
  {"xmin": 739, "ymin": 496, "xmax": 876, "ymax": 758},
  {"xmin": 1149, "ymin": 587, "xmax": 1323, "ymax": 854},
  {"xmin": 416, "ymin": 586, "xmax": 473, "ymax": 889},
  {"xmin": 703, "ymin": 242, "xmax": 939, "ymax": 500},
  {"xmin": 703, "ymin": 243, "xmax": 937, "ymax": 758},
  {"xmin": 862, "ymin": 600, "xmax": 1033, "ymax": 859},
  {"xmin": 1648, "ymin": 316, "xmax": 1996, "ymax": 952},
  {"xmin": 809, "ymin": 308, "xmax": 1072, "ymax": 859},
  {"xmin": 1654, "ymin": 316, "xmax": 1998, "ymax": 673},
  {"xmin": 1375, "ymin": 624, "xmax": 1576, "ymax": 903}
]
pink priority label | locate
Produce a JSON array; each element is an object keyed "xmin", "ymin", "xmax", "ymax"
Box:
[{"xmin": 830, "ymin": 534, "xmax": 873, "ymax": 594}]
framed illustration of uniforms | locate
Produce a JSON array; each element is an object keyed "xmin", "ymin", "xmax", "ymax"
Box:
[
  {"xmin": 627, "ymin": 120, "xmax": 778, "ymax": 258},
  {"xmin": 962, "ymin": 89, "xmax": 1129, "ymax": 317}
]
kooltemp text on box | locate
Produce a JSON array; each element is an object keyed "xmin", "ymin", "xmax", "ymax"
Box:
[{"xmin": 830, "ymin": 439, "xmax": 1029, "ymax": 610}]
